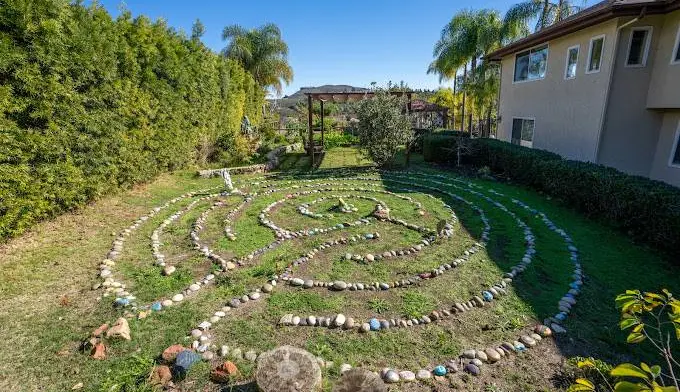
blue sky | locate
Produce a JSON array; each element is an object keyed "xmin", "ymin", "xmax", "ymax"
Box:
[{"xmin": 97, "ymin": 0, "xmax": 591, "ymax": 96}]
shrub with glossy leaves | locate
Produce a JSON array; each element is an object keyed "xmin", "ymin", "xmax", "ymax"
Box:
[{"xmin": 354, "ymin": 88, "xmax": 413, "ymax": 167}]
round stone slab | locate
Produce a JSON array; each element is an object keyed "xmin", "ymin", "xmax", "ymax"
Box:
[{"xmin": 256, "ymin": 346, "xmax": 321, "ymax": 392}]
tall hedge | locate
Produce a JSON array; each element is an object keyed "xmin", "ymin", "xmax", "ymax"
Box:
[
  {"xmin": 0, "ymin": 0, "xmax": 265, "ymax": 240},
  {"xmin": 423, "ymin": 136, "xmax": 680, "ymax": 258}
]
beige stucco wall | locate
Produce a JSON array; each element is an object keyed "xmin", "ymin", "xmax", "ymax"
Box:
[
  {"xmin": 649, "ymin": 110, "xmax": 680, "ymax": 187},
  {"xmin": 647, "ymin": 10, "xmax": 680, "ymax": 109},
  {"xmin": 497, "ymin": 20, "xmax": 619, "ymax": 162},
  {"xmin": 597, "ymin": 16, "xmax": 665, "ymax": 176}
]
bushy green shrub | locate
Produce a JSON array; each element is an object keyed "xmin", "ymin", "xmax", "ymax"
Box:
[
  {"xmin": 0, "ymin": 0, "xmax": 265, "ymax": 241},
  {"xmin": 323, "ymin": 131, "xmax": 359, "ymax": 149},
  {"xmin": 422, "ymin": 132, "xmax": 470, "ymax": 162},
  {"xmin": 469, "ymin": 139, "xmax": 680, "ymax": 258},
  {"xmin": 354, "ymin": 88, "xmax": 414, "ymax": 167}
]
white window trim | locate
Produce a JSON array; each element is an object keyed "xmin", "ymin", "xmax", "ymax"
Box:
[
  {"xmin": 586, "ymin": 34, "xmax": 606, "ymax": 74},
  {"xmin": 512, "ymin": 44, "xmax": 550, "ymax": 84},
  {"xmin": 669, "ymin": 122, "xmax": 680, "ymax": 168},
  {"xmin": 564, "ymin": 44, "xmax": 580, "ymax": 80},
  {"xmin": 625, "ymin": 26, "xmax": 653, "ymax": 68},
  {"xmin": 671, "ymin": 25, "xmax": 680, "ymax": 65},
  {"xmin": 512, "ymin": 117, "xmax": 536, "ymax": 148}
]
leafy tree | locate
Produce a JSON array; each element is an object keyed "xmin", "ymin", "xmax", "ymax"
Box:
[
  {"xmin": 191, "ymin": 18, "xmax": 205, "ymax": 40},
  {"xmin": 0, "ymin": 0, "xmax": 266, "ymax": 240},
  {"xmin": 221, "ymin": 23, "xmax": 293, "ymax": 95},
  {"xmin": 428, "ymin": 9, "xmax": 525, "ymax": 123},
  {"xmin": 354, "ymin": 88, "xmax": 413, "ymax": 167}
]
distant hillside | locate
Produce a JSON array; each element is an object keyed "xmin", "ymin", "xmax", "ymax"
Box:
[{"xmin": 269, "ymin": 85, "xmax": 369, "ymax": 117}]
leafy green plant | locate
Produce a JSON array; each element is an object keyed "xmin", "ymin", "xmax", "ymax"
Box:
[
  {"xmin": 354, "ymin": 87, "xmax": 414, "ymax": 167},
  {"xmin": 569, "ymin": 290, "xmax": 680, "ymax": 392},
  {"xmin": 368, "ymin": 298, "xmax": 390, "ymax": 314}
]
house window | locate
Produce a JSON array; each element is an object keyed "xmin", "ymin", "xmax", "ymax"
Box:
[
  {"xmin": 672, "ymin": 26, "xmax": 680, "ymax": 64},
  {"xmin": 511, "ymin": 118, "xmax": 535, "ymax": 147},
  {"xmin": 626, "ymin": 27, "xmax": 652, "ymax": 67},
  {"xmin": 514, "ymin": 45, "xmax": 548, "ymax": 82},
  {"xmin": 587, "ymin": 35, "xmax": 605, "ymax": 73},
  {"xmin": 565, "ymin": 45, "xmax": 579, "ymax": 79},
  {"xmin": 670, "ymin": 124, "xmax": 680, "ymax": 167}
]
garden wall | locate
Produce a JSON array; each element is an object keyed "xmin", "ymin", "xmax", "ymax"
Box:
[
  {"xmin": 0, "ymin": 0, "xmax": 265, "ymax": 241},
  {"xmin": 423, "ymin": 136, "xmax": 680, "ymax": 258}
]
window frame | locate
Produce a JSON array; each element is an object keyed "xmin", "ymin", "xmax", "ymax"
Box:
[
  {"xmin": 669, "ymin": 122, "xmax": 680, "ymax": 168},
  {"xmin": 671, "ymin": 25, "xmax": 680, "ymax": 65},
  {"xmin": 564, "ymin": 44, "xmax": 580, "ymax": 80},
  {"xmin": 625, "ymin": 26, "xmax": 653, "ymax": 68},
  {"xmin": 511, "ymin": 117, "xmax": 536, "ymax": 148},
  {"xmin": 586, "ymin": 34, "xmax": 606, "ymax": 74},
  {"xmin": 512, "ymin": 44, "xmax": 550, "ymax": 84}
]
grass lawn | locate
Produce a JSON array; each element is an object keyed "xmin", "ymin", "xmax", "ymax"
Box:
[{"xmin": 0, "ymin": 147, "xmax": 677, "ymax": 392}]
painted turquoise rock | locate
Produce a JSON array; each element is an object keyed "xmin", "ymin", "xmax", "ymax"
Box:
[
  {"xmin": 433, "ymin": 365, "xmax": 447, "ymax": 376},
  {"xmin": 369, "ymin": 318, "xmax": 381, "ymax": 331}
]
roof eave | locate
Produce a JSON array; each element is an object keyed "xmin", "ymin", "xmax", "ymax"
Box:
[{"xmin": 486, "ymin": 1, "xmax": 677, "ymax": 61}]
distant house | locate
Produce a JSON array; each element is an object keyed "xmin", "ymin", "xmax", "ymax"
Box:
[{"xmin": 487, "ymin": 0, "xmax": 680, "ymax": 187}]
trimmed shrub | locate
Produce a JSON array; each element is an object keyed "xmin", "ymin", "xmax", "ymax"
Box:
[
  {"xmin": 469, "ymin": 139, "xmax": 680, "ymax": 258},
  {"xmin": 0, "ymin": 0, "xmax": 265, "ymax": 241},
  {"xmin": 422, "ymin": 132, "xmax": 470, "ymax": 162}
]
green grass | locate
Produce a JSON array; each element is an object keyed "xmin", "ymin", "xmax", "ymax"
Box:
[{"xmin": 1, "ymin": 147, "xmax": 678, "ymax": 392}]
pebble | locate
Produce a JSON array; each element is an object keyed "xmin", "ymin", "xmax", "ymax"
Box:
[
  {"xmin": 416, "ymin": 369, "xmax": 431, "ymax": 380},
  {"xmin": 261, "ymin": 283, "xmax": 273, "ymax": 293},
  {"xmin": 384, "ymin": 370, "xmax": 400, "ymax": 383},
  {"xmin": 433, "ymin": 365, "xmax": 447, "ymax": 376},
  {"xmin": 464, "ymin": 363, "xmax": 481, "ymax": 376},
  {"xmin": 340, "ymin": 363, "xmax": 352, "ymax": 373},
  {"xmin": 245, "ymin": 350, "xmax": 257, "ymax": 361},
  {"xmin": 343, "ymin": 317, "xmax": 355, "ymax": 330},
  {"xmin": 476, "ymin": 350, "xmax": 488, "ymax": 362},
  {"xmin": 334, "ymin": 314, "xmax": 346, "ymax": 327},
  {"xmin": 161, "ymin": 299, "xmax": 173, "ymax": 307},
  {"xmin": 463, "ymin": 349, "xmax": 476, "ymax": 359},
  {"xmin": 189, "ymin": 284, "xmax": 200, "ymax": 291},
  {"xmin": 172, "ymin": 294, "xmax": 184, "ymax": 302},
  {"xmin": 360, "ymin": 323, "xmax": 371, "ymax": 332},
  {"xmin": 333, "ymin": 281, "xmax": 347, "ymax": 290},
  {"xmin": 485, "ymin": 348, "xmax": 501, "ymax": 363}
]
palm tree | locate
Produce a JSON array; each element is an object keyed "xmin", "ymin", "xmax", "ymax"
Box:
[
  {"xmin": 428, "ymin": 9, "xmax": 525, "ymax": 128},
  {"xmin": 221, "ymin": 23, "xmax": 293, "ymax": 95},
  {"xmin": 504, "ymin": 0, "xmax": 584, "ymax": 32}
]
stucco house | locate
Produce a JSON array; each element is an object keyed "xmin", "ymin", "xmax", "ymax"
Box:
[{"xmin": 487, "ymin": 0, "xmax": 680, "ymax": 187}]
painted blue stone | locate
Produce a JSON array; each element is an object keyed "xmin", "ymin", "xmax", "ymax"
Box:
[
  {"xmin": 514, "ymin": 342, "xmax": 527, "ymax": 352},
  {"xmin": 482, "ymin": 291, "xmax": 493, "ymax": 302},
  {"xmin": 115, "ymin": 298, "xmax": 130, "ymax": 306},
  {"xmin": 369, "ymin": 318, "xmax": 381, "ymax": 331},
  {"xmin": 174, "ymin": 350, "xmax": 200, "ymax": 375},
  {"xmin": 569, "ymin": 282, "xmax": 580, "ymax": 289},
  {"xmin": 151, "ymin": 302, "xmax": 162, "ymax": 311},
  {"xmin": 555, "ymin": 312, "xmax": 567, "ymax": 321},
  {"xmin": 565, "ymin": 293, "xmax": 575, "ymax": 298},
  {"xmin": 433, "ymin": 365, "xmax": 447, "ymax": 376}
]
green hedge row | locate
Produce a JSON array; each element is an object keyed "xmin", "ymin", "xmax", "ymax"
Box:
[
  {"xmin": 423, "ymin": 136, "xmax": 680, "ymax": 257},
  {"xmin": 422, "ymin": 132, "xmax": 470, "ymax": 162},
  {"xmin": 0, "ymin": 0, "xmax": 265, "ymax": 240}
]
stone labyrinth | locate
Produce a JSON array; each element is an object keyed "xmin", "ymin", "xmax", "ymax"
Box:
[{"xmin": 92, "ymin": 169, "xmax": 584, "ymax": 387}]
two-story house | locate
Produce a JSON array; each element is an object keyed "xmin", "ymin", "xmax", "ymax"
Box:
[{"xmin": 486, "ymin": 0, "xmax": 680, "ymax": 187}]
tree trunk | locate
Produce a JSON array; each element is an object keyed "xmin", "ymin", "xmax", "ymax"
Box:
[
  {"xmin": 461, "ymin": 64, "xmax": 467, "ymax": 131},
  {"xmin": 540, "ymin": 0, "xmax": 550, "ymax": 29}
]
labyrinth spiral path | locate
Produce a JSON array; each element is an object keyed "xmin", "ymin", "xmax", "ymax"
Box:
[{"xmin": 90, "ymin": 169, "xmax": 584, "ymax": 387}]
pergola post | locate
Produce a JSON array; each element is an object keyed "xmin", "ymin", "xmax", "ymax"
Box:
[
  {"xmin": 320, "ymin": 99, "xmax": 325, "ymax": 149},
  {"xmin": 307, "ymin": 94, "xmax": 313, "ymax": 164}
]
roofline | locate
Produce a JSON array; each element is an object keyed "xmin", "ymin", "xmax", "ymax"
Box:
[{"xmin": 486, "ymin": 0, "xmax": 679, "ymax": 61}]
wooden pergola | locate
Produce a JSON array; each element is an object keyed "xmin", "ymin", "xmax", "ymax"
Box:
[{"xmin": 304, "ymin": 91, "xmax": 413, "ymax": 167}]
